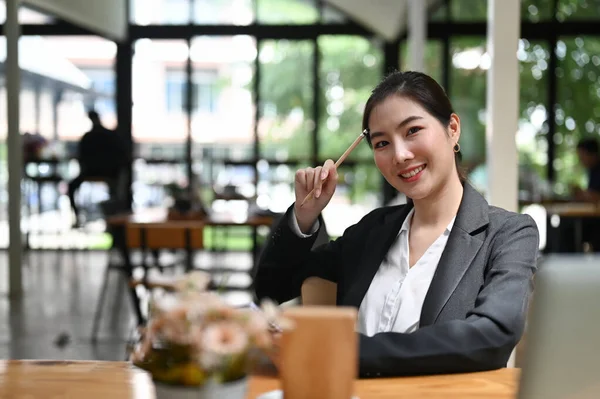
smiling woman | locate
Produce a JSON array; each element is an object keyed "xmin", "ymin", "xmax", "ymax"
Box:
[{"xmin": 253, "ymin": 70, "xmax": 540, "ymax": 378}]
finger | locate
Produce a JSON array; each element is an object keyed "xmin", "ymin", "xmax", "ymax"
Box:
[
  {"xmin": 313, "ymin": 166, "xmax": 323, "ymax": 198},
  {"xmin": 304, "ymin": 167, "xmax": 315, "ymax": 193},
  {"xmin": 295, "ymin": 168, "xmax": 309, "ymax": 192},
  {"xmin": 322, "ymin": 164, "xmax": 338, "ymax": 193},
  {"xmin": 321, "ymin": 159, "xmax": 335, "ymax": 181}
]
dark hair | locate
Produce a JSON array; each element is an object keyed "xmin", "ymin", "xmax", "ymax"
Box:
[
  {"xmin": 577, "ymin": 138, "xmax": 599, "ymax": 155},
  {"xmin": 362, "ymin": 70, "xmax": 465, "ymax": 181}
]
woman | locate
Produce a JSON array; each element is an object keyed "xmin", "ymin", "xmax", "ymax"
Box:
[{"xmin": 254, "ymin": 71, "xmax": 539, "ymax": 377}]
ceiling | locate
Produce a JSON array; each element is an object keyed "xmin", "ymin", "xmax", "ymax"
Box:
[
  {"xmin": 325, "ymin": 0, "xmax": 442, "ymax": 42},
  {"xmin": 15, "ymin": 0, "xmax": 441, "ymax": 43}
]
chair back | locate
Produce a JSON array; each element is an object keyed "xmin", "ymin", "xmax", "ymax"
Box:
[
  {"xmin": 301, "ymin": 277, "xmax": 337, "ymax": 306},
  {"xmin": 126, "ymin": 222, "xmax": 204, "ymax": 250}
]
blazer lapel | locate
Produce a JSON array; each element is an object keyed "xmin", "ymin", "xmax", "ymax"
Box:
[
  {"xmin": 344, "ymin": 202, "xmax": 413, "ymax": 309},
  {"xmin": 419, "ymin": 184, "xmax": 489, "ymax": 326}
]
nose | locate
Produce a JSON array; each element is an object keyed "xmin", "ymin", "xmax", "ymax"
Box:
[{"xmin": 392, "ymin": 141, "xmax": 414, "ymax": 165}]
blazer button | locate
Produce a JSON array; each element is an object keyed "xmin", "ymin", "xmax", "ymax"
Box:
[{"xmin": 376, "ymin": 373, "xmax": 381, "ymax": 377}]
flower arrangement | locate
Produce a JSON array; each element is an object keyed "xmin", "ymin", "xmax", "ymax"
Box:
[{"xmin": 131, "ymin": 271, "xmax": 286, "ymax": 391}]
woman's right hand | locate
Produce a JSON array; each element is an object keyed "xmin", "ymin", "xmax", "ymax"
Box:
[{"xmin": 293, "ymin": 159, "xmax": 338, "ymax": 233}]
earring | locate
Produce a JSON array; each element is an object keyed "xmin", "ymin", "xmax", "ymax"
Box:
[{"xmin": 453, "ymin": 143, "xmax": 461, "ymax": 153}]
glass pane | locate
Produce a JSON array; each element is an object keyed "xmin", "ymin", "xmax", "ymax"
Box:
[
  {"xmin": 400, "ymin": 41, "xmax": 443, "ymax": 84},
  {"xmin": 557, "ymin": 0, "xmax": 600, "ymax": 21},
  {"xmin": 131, "ymin": 0, "xmax": 190, "ymax": 24},
  {"xmin": 450, "ymin": 37, "xmax": 487, "ymax": 194},
  {"xmin": 193, "ymin": 0, "xmax": 254, "ymax": 25},
  {"xmin": 257, "ymin": 0, "xmax": 319, "ymax": 24},
  {"xmin": 259, "ymin": 40, "xmax": 314, "ymax": 161},
  {"xmin": 318, "ymin": 36, "xmax": 382, "ymax": 161},
  {"xmin": 0, "ymin": 36, "xmax": 116, "ymax": 249},
  {"xmin": 318, "ymin": 36, "xmax": 382, "ymax": 233},
  {"xmin": 256, "ymin": 162, "xmax": 297, "ymax": 213},
  {"xmin": 451, "ymin": 0, "xmax": 487, "ymax": 21},
  {"xmin": 516, "ymin": 40, "xmax": 550, "ymax": 200},
  {"xmin": 190, "ymin": 36, "xmax": 256, "ymax": 200},
  {"xmin": 554, "ymin": 36, "xmax": 600, "ymax": 194},
  {"xmin": 522, "ymin": 0, "xmax": 554, "ymax": 22},
  {"xmin": 133, "ymin": 39, "xmax": 189, "ymax": 208},
  {"xmin": 257, "ymin": 40, "xmax": 314, "ymax": 213},
  {"xmin": 429, "ymin": 2, "xmax": 447, "ymax": 21}
]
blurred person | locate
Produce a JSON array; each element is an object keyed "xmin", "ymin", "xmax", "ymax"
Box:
[
  {"xmin": 68, "ymin": 110, "xmax": 128, "ymax": 226},
  {"xmin": 572, "ymin": 138, "xmax": 600, "ymax": 202},
  {"xmin": 254, "ymin": 71, "xmax": 539, "ymax": 377}
]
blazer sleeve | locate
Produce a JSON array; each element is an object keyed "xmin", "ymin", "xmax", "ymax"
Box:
[
  {"xmin": 253, "ymin": 205, "xmax": 346, "ymax": 304},
  {"xmin": 358, "ymin": 214, "xmax": 539, "ymax": 377}
]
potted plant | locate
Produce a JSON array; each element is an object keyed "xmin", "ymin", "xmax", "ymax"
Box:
[{"xmin": 131, "ymin": 272, "xmax": 286, "ymax": 399}]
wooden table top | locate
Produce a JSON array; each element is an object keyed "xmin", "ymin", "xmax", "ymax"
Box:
[
  {"xmin": 106, "ymin": 207, "xmax": 275, "ymax": 228},
  {"xmin": 0, "ymin": 360, "xmax": 519, "ymax": 399},
  {"xmin": 247, "ymin": 368, "xmax": 520, "ymax": 399},
  {"xmin": 0, "ymin": 360, "xmax": 155, "ymax": 399},
  {"xmin": 544, "ymin": 202, "xmax": 600, "ymax": 217}
]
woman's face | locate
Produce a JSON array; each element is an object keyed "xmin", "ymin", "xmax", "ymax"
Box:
[{"xmin": 368, "ymin": 95, "xmax": 460, "ymax": 200}]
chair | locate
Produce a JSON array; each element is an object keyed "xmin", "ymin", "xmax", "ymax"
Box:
[
  {"xmin": 91, "ymin": 220, "xmax": 204, "ymax": 340},
  {"xmin": 301, "ymin": 277, "xmax": 337, "ymax": 306}
]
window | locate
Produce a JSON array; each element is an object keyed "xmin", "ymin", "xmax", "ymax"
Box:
[
  {"xmin": 165, "ymin": 69, "xmax": 218, "ymax": 113},
  {"xmin": 80, "ymin": 68, "xmax": 116, "ymax": 116},
  {"xmin": 257, "ymin": 0, "xmax": 318, "ymax": 24},
  {"xmin": 557, "ymin": 0, "xmax": 600, "ymax": 21},
  {"xmin": 555, "ymin": 36, "xmax": 600, "ymax": 193}
]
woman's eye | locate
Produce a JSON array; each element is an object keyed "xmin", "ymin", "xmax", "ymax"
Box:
[
  {"xmin": 407, "ymin": 126, "xmax": 422, "ymax": 135},
  {"xmin": 374, "ymin": 141, "xmax": 389, "ymax": 149}
]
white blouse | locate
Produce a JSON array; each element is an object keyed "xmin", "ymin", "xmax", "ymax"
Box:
[{"xmin": 291, "ymin": 208, "xmax": 455, "ymax": 335}]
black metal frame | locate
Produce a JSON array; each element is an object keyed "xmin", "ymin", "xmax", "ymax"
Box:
[{"xmin": 3, "ymin": 0, "xmax": 600, "ymax": 204}]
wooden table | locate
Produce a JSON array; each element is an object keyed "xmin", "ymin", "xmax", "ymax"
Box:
[
  {"xmin": 101, "ymin": 208, "xmax": 276, "ymax": 326},
  {"xmin": 0, "ymin": 360, "xmax": 155, "ymax": 398},
  {"xmin": 0, "ymin": 361, "xmax": 519, "ymax": 399},
  {"xmin": 247, "ymin": 368, "xmax": 519, "ymax": 399},
  {"xmin": 106, "ymin": 207, "xmax": 275, "ymax": 228},
  {"xmin": 106, "ymin": 207, "xmax": 276, "ymax": 259}
]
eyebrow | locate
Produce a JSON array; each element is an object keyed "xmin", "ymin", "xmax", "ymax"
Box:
[{"xmin": 369, "ymin": 115, "xmax": 424, "ymax": 140}]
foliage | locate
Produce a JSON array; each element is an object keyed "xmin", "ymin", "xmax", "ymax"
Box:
[{"xmin": 257, "ymin": 0, "xmax": 600, "ymax": 200}]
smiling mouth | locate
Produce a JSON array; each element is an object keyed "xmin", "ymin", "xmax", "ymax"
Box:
[{"xmin": 399, "ymin": 164, "xmax": 426, "ymax": 179}]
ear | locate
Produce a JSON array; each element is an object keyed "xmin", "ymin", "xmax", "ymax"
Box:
[{"xmin": 448, "ymin": 113, "xmax": 461, "ymax": 144}]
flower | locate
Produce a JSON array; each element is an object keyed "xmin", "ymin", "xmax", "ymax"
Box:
[
  {"xmin": 201, "ymin": 321, "xmax": 249, "ymax": 356},
  {"xmin": 132, "ymin": 272, "xmax": 293, "ymax": 386}
]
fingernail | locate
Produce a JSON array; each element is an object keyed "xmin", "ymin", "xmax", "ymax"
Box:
[{"xmin": 315, "ymin": 188, "xmax": 321, "ymax": 198}]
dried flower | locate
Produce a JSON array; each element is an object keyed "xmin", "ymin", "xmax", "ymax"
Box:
[
  {"xmin": 201, "ymin": 321, "xmax": 249, "ymax": 356},
  {"xmin": 132, "ymin": 272, "xmax": 293, "ymax": 386}
]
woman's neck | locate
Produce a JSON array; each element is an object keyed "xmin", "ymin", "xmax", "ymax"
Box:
[{"xmin": 412, "ymin": 176, "xmax": 464, "ymax": 227}]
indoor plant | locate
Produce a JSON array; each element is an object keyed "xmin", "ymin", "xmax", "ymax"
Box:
[{"xmin": 131, "ymin": 271, "xmax": 286, "ymax": 399}]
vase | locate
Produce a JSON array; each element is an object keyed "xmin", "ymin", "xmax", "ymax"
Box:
[{"xmin": 154, "ymin": 377, "xmax": 248, "ymax": 399}]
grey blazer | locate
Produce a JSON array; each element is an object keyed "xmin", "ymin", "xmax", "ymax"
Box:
[{"xmin": 254, "ymin": 183, "xmax": 540, "ymax": 378}]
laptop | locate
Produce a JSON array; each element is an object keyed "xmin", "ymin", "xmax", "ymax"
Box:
[{"xmin": 517, "ymin": 254, "xmax": 600, "ymax": 399}]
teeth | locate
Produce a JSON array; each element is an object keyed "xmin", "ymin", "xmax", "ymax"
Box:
[{"xmin": 401, "ymin": 165, "xmax": 425, "ymax": 178}]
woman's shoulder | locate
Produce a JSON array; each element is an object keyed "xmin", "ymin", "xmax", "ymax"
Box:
[
  {"xmin": 486, "ymin": 205, "xmax": 537, "ymax": 229},
  {"xmin": 484, "ymin": 205, "xmax": 540, "ymax": 252}
]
